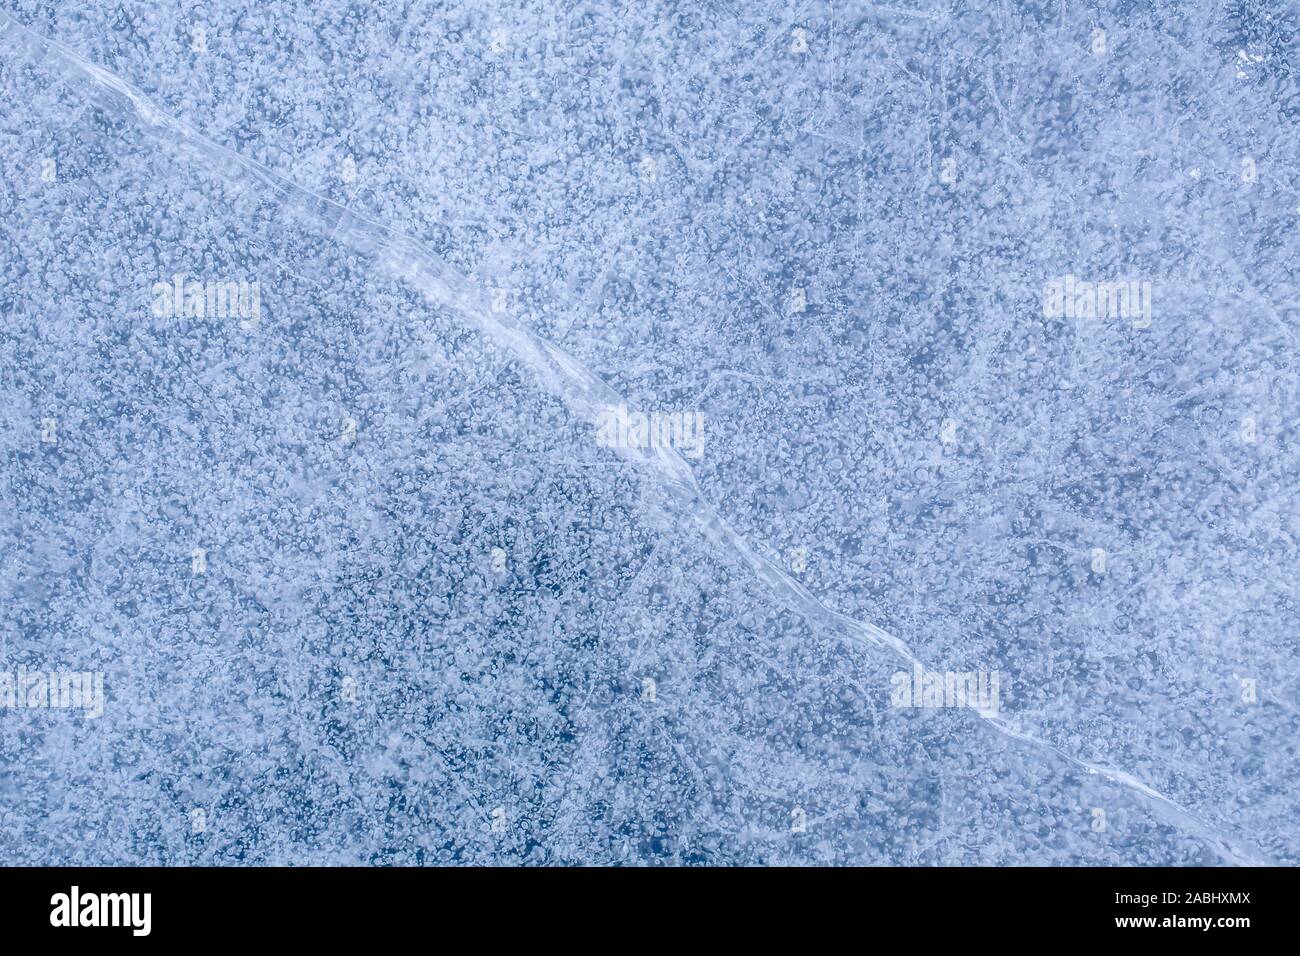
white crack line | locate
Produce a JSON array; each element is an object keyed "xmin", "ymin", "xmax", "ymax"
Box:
[{"xmin": 0, "ymin": 12, "xmax": 1271, "ymax": 866}]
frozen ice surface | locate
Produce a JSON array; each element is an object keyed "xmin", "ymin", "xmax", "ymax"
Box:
[{"xmin": 0, "ymin": 1, "xmax": 1296, "ymax": 865}]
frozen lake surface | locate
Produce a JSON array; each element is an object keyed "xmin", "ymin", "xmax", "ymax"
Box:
[{"xmin": 0, "ymin": 1, "xmax": 1296, "ymax": 865}]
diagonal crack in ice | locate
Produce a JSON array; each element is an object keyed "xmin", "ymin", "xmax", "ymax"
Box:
[{"xmin": 0, "ymin": 12, "xmax": 1271, "ymax": 866}]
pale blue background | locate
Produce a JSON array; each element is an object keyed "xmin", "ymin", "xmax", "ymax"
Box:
[{"xmin": 0, "ymin": 0, "xmax": 1296, "ymax": 865}]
